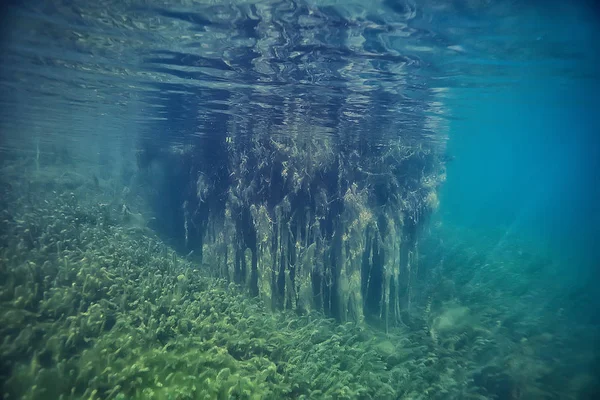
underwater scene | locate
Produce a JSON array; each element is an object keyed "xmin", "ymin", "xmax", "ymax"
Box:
[{"xmin": 0, "ymin": 0, "xmax": 599, "ymax": 399}]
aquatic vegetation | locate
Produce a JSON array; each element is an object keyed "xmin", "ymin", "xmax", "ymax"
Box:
[
  {"xmin": 1, "ymin": 157, "xmax": 597, "ymax": 399},
  {"xmin": 0, "ymin": 158, "xmax": 429, "ymax": 399},
  {"xmin": 416, "ymin": 225, "xmax": 600, "ymax": 399},
  {"xmin": 138, "ymin": 114, "xmax": 447, "ymax": 327}
]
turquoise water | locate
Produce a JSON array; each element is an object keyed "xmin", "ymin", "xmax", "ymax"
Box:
[
  {"xmin": 436, "ymin": 0, "xmax": 600, "ymax": 276},
  {"xmin": 442, "ymin": 80, "xmax": 600, "ymax": 274},
  {"xmin": 1, "ymin": 0, "xmax": 599, "ymax": 399}
]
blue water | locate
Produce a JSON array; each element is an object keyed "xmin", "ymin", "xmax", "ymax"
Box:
[
  {"xmin": 442, "ymin": 80, "xmax": 600, "ymax": 274},
  {"xmin": 1, "ymin": 0, "xmax": 600, "ymax": 398},
  {"xmin": 430, "ymin": 0, "xmax": 600, "ymax": 276}
]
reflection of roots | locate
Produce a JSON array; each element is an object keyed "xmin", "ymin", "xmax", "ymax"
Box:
[
  {"xmin": 140, "ymin": 118, "xmax": 446, "ymax": 324},
  {"xmin": 212, "ymin": 132, "xmax": 445, "ymax": 324}
]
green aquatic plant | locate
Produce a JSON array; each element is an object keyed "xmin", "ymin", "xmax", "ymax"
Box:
[
  {"xmin": 1, "ymin": 156, "xmax": 597, "ymax": 400},
  {"xmin": 137, "ymin": 111, "xmax": 448, "ymax": 326}
]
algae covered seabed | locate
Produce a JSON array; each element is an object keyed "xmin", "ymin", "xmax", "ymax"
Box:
[{"xmin": 0, "ymin": 154, "xmax": 598, "ymax": 400}]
